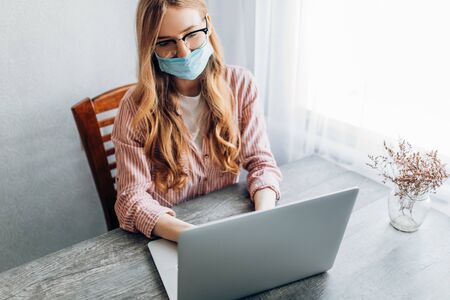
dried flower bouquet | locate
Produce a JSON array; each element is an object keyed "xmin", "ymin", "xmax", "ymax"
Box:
[{"xmin": 367, "ymin": 138, "xmax": 449, "ymax": 230}]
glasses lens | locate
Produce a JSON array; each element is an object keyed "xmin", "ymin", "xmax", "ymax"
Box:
[
  {"xmin": 155, "ymin": 40, "xmax": 177, "ymax": 58},
  {"xmin": 185, "ymin": 31, "xmax": 207, "ymax": 50}
]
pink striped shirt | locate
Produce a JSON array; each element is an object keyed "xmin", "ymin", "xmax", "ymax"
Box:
[{"xmin": 111, "ymin": 65, "xmax": 282, "ymax": 238}]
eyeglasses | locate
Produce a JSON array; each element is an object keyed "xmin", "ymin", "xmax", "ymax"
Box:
[{"xmin": 154, "ymin": 17, "xmax": 209, "ymax": 58}]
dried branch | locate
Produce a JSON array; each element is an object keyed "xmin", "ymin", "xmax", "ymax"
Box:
[{"xmin": 366, "ymin": 138, "xmax": 449, "ymax": 200}]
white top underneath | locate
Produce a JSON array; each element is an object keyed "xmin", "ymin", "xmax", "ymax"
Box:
[{"xmin": 179, "ymin": 92, "xmax": 207, "ymax": 153}]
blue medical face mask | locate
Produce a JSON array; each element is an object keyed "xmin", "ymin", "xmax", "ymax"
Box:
[{"xmin": 154, "ymin": 39, "xmax": 214, "ymax": 80}]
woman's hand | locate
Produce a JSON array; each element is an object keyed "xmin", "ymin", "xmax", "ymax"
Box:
[
  {"xmin": 153, "ymin": 213, "xmax": 195, "ymax": 243},
  {"xmin": 153, "ymin": 187, "xmax": 277, "ymax": 242},
  {"xmin": 254, "ymin": 188, "xmax": 277, "ymax": 211}
]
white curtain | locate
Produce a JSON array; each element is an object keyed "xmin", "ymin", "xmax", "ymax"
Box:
[{"xmin": 207, "ymin": 0, "xmax": 450, "ymax": 208}]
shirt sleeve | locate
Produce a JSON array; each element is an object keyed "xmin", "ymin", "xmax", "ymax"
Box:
[
  {"xmin": 238, "ymin": 69, "xmax": 283, "ymax": 202},
  {"xmin": 111, "ymin": 92, "xmax": 176, "ymax": 238}
]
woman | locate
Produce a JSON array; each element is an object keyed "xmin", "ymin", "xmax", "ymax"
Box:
[{"xmin": 111, "ymin": 0, "xmax": 282, "ymax": 243}]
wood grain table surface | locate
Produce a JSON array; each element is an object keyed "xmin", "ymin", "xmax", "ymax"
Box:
[{"xmin": 1, "ymin": 154, "xmax": 449, "ymax": 299}]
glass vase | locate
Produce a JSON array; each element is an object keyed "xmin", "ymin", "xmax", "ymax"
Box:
[{"xmin": 388, "ymin": 188, "xmax": 431, "ymax": 232}]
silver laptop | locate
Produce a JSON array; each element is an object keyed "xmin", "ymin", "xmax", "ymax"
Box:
[{"xmin": 148, "ymin": 186, "xmax": 359, "ymax": 300}]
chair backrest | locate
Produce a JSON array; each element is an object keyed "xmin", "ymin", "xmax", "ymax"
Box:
[{"xmin": 71, "ymin": 84, "xmax": 136, "ymax": 231}]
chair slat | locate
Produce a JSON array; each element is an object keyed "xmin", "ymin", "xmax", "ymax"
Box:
[
  {"xmin": 93, "ymin": 84, "xmax": 135, "ymax": 114},
  {"xmin": 109, "ymin": 162, "xmax": 117, "ymax": 170},
  {"xmin": 102, "ymin": 133, "xmax": 112, "ymax": 142},
  {"xmin": 98, "ymin": 117, "xmax": 115, "ymax": 128},
  {"xmin": 105, "ymin": 148, "xmax": 115, "ymax": 157}
]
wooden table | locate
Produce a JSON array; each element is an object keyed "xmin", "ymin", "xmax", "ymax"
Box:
[{"xmin": 1, "ymin": 154, "xmax": 449, "ymax": 299}]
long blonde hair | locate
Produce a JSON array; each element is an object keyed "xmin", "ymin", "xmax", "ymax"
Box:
[{"xmin": 132, "ymin": 0, "xmax": 241, "ymax": 193}]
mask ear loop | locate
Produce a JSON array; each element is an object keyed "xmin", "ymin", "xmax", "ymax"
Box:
[
  {"xmin": 204, "ymin": 13, "xmax": 214, "ymax": 58},
  {"xmin": 205, "ymin": 13, "xmax": 212, "ymax": 38}
]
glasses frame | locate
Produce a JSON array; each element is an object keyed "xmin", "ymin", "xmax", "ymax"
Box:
[{"xmin": 154, "ymin": 17, "xmax": 209, "ymax": 58}]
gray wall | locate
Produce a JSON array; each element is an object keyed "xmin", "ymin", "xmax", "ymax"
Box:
[
  {"xmin": 0, "ymin": 0, "xmax": 255, "ymax": 273},
  {"xmin": 0, "ymin": 0, "xmax": 139, "ymax": 273},
  {"xmin": 205, "ymin": 0, "xmax": 255, "ymax": 72}
]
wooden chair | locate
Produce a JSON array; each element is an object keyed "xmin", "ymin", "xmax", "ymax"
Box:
[{"xmin": 71, "ymin": 84, "xmax": 136, "ymax": 231}]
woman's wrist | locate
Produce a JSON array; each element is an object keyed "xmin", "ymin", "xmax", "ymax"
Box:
[{"xmin": 153, "ymin": 213, "xmax": 195, "ymax": 242}]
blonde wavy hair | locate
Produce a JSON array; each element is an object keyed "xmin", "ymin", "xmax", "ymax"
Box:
[{"xmin": 131, "ymin": 0, "xmax": 241, "ymax": 193}]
